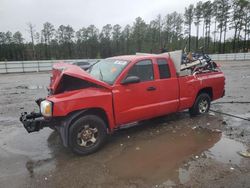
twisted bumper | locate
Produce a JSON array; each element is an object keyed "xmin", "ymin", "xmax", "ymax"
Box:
[{"xmin": 19, "ymin": 112, "xmax": 49, "ymax": 133}]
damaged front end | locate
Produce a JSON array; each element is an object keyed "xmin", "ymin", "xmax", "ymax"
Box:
[
  {"xmin": 20, "ymin": 112, "xmax": 47, "ymax": 133},
  {"xmin": 20, "ymin": 62, "xmax": 111, "ymax": 134},
  {"xmin": 19, "ymin": 98, "xmax": 55, "ymax": 133}
]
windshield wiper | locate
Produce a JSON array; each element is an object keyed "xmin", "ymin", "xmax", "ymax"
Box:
[
  {"xmin": 86, "ymin": 60, "xmax": 100, "ymax": 72},
  {"xmin": 99, "ymin": 68, "xmax": 103, "ymax": 81}
]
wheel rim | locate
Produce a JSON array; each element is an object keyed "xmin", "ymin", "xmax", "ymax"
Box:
[
  {"xmin": 77, "ymin": 124, "xmax": 98, "ymax": 147},
  {"xmin": 199, "ymin": 99, "xmax": 208, "ymax": 113}
]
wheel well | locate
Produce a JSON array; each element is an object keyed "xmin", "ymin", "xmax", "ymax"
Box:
[
  {"xmin": 84, "ymin": 108, "xmax": 109, "ymax": 128},
  {"xmin": 68, "ymin": 108, "xmax": 110, "ymax": 131},
  {"xmin": 197, "ymin": 87, "xmax": 213, "ymax": 100}
]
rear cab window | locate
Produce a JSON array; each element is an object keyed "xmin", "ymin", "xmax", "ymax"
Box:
[{"xmin": 156, "ymin": 58, "xmax": 171, "ymax": 79}]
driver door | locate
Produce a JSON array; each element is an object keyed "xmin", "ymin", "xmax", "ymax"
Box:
[{"xmin": 112, "ymin": 59, "xmax": 159, "ymax": 125}]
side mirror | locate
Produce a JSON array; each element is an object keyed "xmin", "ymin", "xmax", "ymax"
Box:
[{"xmin": 121, "ymin": 76, "xmax": 140, "ymax": 85}]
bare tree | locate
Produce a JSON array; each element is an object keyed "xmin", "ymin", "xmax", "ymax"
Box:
[
  {"xmin": 230, "ymin": 0, "xmax": 248, "ymax": 52},
  {"xmin": 202, "ymin": 1, "xmax": 213, "ymax": 52},
  {"xmin": 243, "ymin": 2, "xmax": 250, "ymax": 51},
  {"xmin": 222, "ymin": 1, "xmax": 230, "ymax": 53},
  {"xmin": 155, "ymin": 14, "xmax": 163, "ymax": 49},
  {"xmin": 27, "ymin": 23, "xmax": 36, "ymax": 59},
  {"xmin": 214, "ymin": 0, "xmax": 230, "ymax": 53},
  {"xmin": 42, "ymin": 22, "xmax": 55, "ymax": 58},
  {"xmin": 184, "ymin": 4, "xmax": 194, "ymax": 52},
  {"xmin": 194, "ymin": 1, "xmax": 203, "ymax": 51},
  {"xmin": 34, "ymin": 32, "xmax": 40, "ymax": 44}
]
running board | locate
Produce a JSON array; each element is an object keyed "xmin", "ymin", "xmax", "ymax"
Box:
[{"xmin": 115, "ymin": 122, "xmax": 139, "ymax": 130}]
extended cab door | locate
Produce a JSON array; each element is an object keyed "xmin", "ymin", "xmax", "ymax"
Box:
[
  {"xmin": 112, "ymin": 59, "xmax": 160, "ymax": 125},
  {"xmin": 152, "ymin": 58, "xmax": 179, "ymax": 114}
]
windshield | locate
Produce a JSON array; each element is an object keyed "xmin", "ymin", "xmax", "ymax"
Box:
[{"xmin": 87, "ymin": 59, "xmax": 128, "ymax": 85}]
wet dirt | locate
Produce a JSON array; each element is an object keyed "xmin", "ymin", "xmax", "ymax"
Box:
[
  {"xmin": 0, "ymin": 61, "xmax": 250, "ymax": 188},
  {"xmin": 106, "ymin": 126, "xmax": 221, "ymax": 185}
]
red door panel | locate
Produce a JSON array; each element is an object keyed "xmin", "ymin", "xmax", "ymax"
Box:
[{"xmin": 112, "ymin": 80, "xmax": 159, "ymax": 125}]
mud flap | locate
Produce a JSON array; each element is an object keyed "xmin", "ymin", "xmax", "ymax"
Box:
[{"xmin": 54, "ymin": 110, "xmax": 88, "ymax": 147}]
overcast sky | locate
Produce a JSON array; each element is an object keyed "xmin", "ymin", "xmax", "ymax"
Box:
[{"xmin": 1, "ymin": 0, "xmax": 206, "ymax": 41}]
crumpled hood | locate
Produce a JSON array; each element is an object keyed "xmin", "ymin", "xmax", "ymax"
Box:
[{"xmin": 49, "ymin": 62, "xmax": 111, "ymax": 94}]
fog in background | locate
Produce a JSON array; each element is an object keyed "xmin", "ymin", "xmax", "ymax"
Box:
[{"xmin": 0, "ymin": 0, "xmax": 203, "ymax": 41}]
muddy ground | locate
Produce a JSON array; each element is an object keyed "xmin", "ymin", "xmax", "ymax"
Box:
[{"xmin": 0, "ymin": 61, "xmax": 250, "ymax": 188}]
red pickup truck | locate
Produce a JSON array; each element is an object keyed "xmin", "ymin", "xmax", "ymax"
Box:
[{"xmin": 20, "ymin": 53, "xmax": 225, "ymax": 155}]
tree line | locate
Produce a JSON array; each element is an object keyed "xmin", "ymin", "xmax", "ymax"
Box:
[{"xmin": 0, "ymin": 0, "xmax": 249, "ymax": 61}]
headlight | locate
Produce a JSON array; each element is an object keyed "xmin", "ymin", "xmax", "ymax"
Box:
[{"xmin": 40, "ymin": 100, "xmax": 52, "ymax": 117}]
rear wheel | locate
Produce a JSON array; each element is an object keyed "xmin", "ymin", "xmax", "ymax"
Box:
[
  {"xmin": 69, "ymin": 115, "xmax": 108, "ymax": 155},
  {"xmin": 189, "ymin": 93, "xmax": 211, "ymax": 116}
]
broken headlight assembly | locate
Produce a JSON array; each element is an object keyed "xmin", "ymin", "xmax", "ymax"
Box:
[{"xmin": 40, "ymin": 100, "xmax": 53, "ymax": 117}]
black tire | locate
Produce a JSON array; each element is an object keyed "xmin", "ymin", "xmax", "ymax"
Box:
[
  {"xmin": 189, "ymin": 93, "xmax": 211, "ymax": 116},
  {"xmin": 69, "ymin": 115, "xmax": 108, "ymax": 155}
]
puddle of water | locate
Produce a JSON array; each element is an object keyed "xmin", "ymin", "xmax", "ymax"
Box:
[
  {"xmin": 0, "ymin": 116, "xmax": 19, "ymax": 126},
  {"xmin": 242, "ymin": 75, "xmax": 250, "ymax": 79},
  {"xmin": 106, "ymin": 127, "xmax": 221, "ymax": 185},
  {"xmin": 28, "ymin": 85, "xmax": 45, "ymax": 90},
  {"xmin": 0, "ymin": 116, "xmax": 18, "ymax": 125},
  {"xmin": 0, "ymin": 112, "xmax": 246, "ymax": 187},
  {"xmin": 0, "ymin": 127, "xmax": 55, "ymax": 178},
  {"xmin": 205, "ymin": 135, "xmax": 246, "ymax": 165},
  {"xmin": 0, "ymin": 127, "xmax": 53, "ymax": 158},
  {"xmin": 16, "ymin": 85, "xmax": 46, "ymax": 90}
]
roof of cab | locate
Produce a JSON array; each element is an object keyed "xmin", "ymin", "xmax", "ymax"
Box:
[{"xmin": 108, "ymin": 54, "xmax": 169, "ymax": 62}]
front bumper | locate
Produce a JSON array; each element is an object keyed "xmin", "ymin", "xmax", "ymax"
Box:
[
  {"xmin": 20, "ymin": 112, "xmax": 51, "ymax": 133},
  {"xmin": 19, "ymin": 101, "xmax": 88, "ymax": 148},
  {"xmin": 19, "ymin": 110, "xmax": 69, "ymax": 147}
]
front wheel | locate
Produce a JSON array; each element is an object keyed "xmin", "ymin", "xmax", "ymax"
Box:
[
  {"xmin": 69, "ymin": 115, "xmax": 108, "ymax": 155},
  {"xmin": 189, "ymin": 93, "xmax": 211, "ymax": 116}
]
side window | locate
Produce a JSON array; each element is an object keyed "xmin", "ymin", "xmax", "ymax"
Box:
[
  {"xmin": 127, "ymin": 60, "xmax": 154, "ymax": 82},
  {"xmin": 157, "ymin": 59, "xmax": 171, "ymax": 79}
]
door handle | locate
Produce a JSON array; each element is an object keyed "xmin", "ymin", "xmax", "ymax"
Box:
[{"xmin": 147, "ymin": 86, "xmax": 156, "ymax": 91}]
